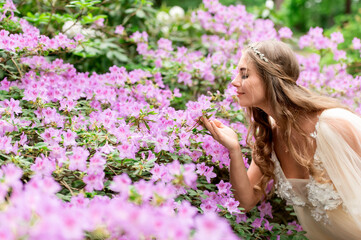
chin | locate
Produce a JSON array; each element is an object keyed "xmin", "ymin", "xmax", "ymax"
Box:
[{"xmin": 238, "ymin": 101, "xmax": 252, "ymax": 108}]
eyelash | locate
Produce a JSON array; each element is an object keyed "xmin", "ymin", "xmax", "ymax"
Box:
[{"xmin": 241, "ymin": 75, "xmax": 248, "ymax": 79}]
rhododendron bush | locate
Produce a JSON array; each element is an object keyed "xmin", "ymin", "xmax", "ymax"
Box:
[{"xmin": 0, "ymin": 0, "xmax": 360, "ymax": 239}]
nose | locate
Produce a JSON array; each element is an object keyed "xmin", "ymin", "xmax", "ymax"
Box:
[{"xmin": 231, "ymin": 74, "xmax": 241, "ymax": 87}]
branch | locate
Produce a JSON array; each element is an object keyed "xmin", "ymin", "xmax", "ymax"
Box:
[
  {"xmin": 10, "ymin": 57, "xmax": 23, "ymax": 78},
  {"xmin": 61, "ymin": 180, "xmax": 75, "ymax": 196}
]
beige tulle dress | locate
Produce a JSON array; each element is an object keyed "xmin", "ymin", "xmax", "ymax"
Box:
[{"xmin": 271, "ymin": 108, "xmax": 361, "ymax": 240}]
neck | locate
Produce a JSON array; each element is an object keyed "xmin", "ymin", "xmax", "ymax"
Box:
[{"xmin": 256, "ymin": 103, "xmax": 279, "ymax": 125}]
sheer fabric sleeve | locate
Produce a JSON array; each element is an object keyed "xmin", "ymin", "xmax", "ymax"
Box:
[{"xmin": 316, "ymin": 108, "xmax": 361, "ymax": 229}]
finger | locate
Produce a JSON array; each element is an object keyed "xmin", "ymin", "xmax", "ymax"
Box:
[
  {"xmin": 198, "ymin": 116, "xmax": 206, "ymax": 127},
  {"xmin": 202, "ymin": 118, "xmax": 216, "ymax": 136},
  {"xmin": 213, "ymin": 119, "xmax": 224, "ymax": 128},
  {"xmin": 209, "ymin": 120, "xmax": 220, "ymax": 139}
]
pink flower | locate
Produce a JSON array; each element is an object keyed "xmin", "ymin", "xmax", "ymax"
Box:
[
  {"xmin": 0, "ymin": 77, "xmax": 11, "ymax": 91},
  {"xmin": 115, "ymin": 25, "xmax": 125, "ymax": 35},
  {"xmin": 196, "ymin": 162, "xmax": 207, "ymax": 175},
  {"xmin": 40, "ymin": 128, "xmax": 62, "ymax": 146},
  {"xmin": 264, "ymin": 219, "xmax": 273, "ymax": 231},
  {"xmin": 30, "ymin": 154, "xmax": 56, "ymax": 176},
  {"xmin": 333, "ymin": 49, "xmax": 346, "ymax": 61},
  {"xmin": 99, "ymin": 141, "xmax": 115, "ymax": 154},
  {"xmin": 93, "ymin": 18, "xmax": 104, "ymax": 27},
  {"xmin": 200, "ymin": 199, "xmax": 218, "ymax": 213},
  {"xmin": 224, "ymin": 198, "xmax": 240, "ymax": 214},
  {"xmin": 288, "ymin": 220, "xmax": 304, "ymax": 232},
  {"xmin": 352, "ymin": 37, "xmax": 361, "ymax": 50},
  {"xmin": 251, "ymin": 217, "xmax": 263, "ymax": 228},
  {"xmin": 49, "ymin": 145, "xmax": 67, "ymax": 166},
  {"xmin": 258, "ymin": 201, "xmax": 273, "ymax": 218},
  {"xmin": 136, "ymin": 42, "xmax": 148, "ymax": 55},
  {"xmin": 59, "ymin": 98, "xmax": 76, "ymax": 111},
  {"xmin": 117, "ymin": 142, "xmax": 137, "ymax": 159},
  {"xmin": 0, "ymin": 98, "xmax": 21, "ymax": 116},
  {"xmin": 235, "ymin": 212, "xmax": 247, "ymax": 223},
  {"xmin": 278, "ymin": 27, "xmax": 293, "ymax": 39},
  {"xmin": 298, "ymin": 35, "xmax": 312, "ymax": 49},
  {"xmin": 194, "ymin": 212, "xmax": 238, "ymax": 240},
  {"xmin": 178, "ymin": 130, "xmax": 191, "ymax": 148},
  {"xmin": 68, "ymin": 147, "xmax": 89, "ymax": 171},
  {"xmin": 89, "ymin": 152, "xmax": 106, "ymax": 169},
  {"xmin": 19, "ymin": 132, "xmax": 28, "ymax": 146},
  {"xmin": 154, "ymin": 135, "xmax": 171, "ymax": 153},
  {"xmin": 190, "ymin": 150, "xmax": 202, "ymax": 161},
  {"xmin": 150, "ymin": 163, "xmax": 168, "ymax": 181},
  {"xmin": 177, "ymin": 72, "xmax": 192, "ymax": 86},
  {"xmin": 182, "ymin": 163, "xmax": 197, "ymax": 187},
  {"xmin": 70, "ymin": 194, "xmax": 90, "ymax": 208},
  {"xmin": 130, "ymin": 31, "xmax": 148, "ymax": 43},
  {"xmin": 109, "ymin": 173, "xmax": 131, "ymax": 194},
  {"xmin": 330, "ymin": 31, "xmax": 344, "ymax": 44},
  {"xmin": 216, "ymin": 180, "xmax": 231, "ymax": 195},
  {"xmin": 308, "ymin": 26, "xmax": 323, "ymax": 37},
  {"xmin": 83, "ymin": 169, "xmax": 105, "ymax": 192},
  {"xmin": 0, "ymin": 136, "xmax": 13, "ymax": 153},
  {"xmin": 62, "ymin": 129, "xmax": 77, "ymax": 146},
  {"xmin": 134, "ymin": 179, "xmax": 153, "ymax": 201},
  {"xmin": 204, "ymin": 167, "xmax": 216, "ymax": 183},
  {"xmin": 1, "ymin": 163, "xmax": 23, "ymax": 188},
  {"xmin": 74, "ymin": 33, "xmax": 84, "ymax": 41},
  {"xmin": 0, "ymin": 0, "xmax": 17, "ymax": 21},
  {"xmin": 313, "ymin": 36, "xmax": 330, "ymax": 50},
  {"xmin": 173, "ymin": 88, "xmax": 182, "ymax": 97},
  {"xmin": 157, "ymin": 38, "xmax": 173, "ymax": 51}
]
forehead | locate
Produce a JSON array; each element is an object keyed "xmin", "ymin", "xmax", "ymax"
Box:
[{"xmin": 237, "ymin": 54, "xmax": 253, "ymax": 72}]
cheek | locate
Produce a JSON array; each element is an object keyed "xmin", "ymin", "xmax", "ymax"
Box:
[
  {"xmin": 242, "ymin": 81, "xmax": 255, "ymax": 95},
  {"xmin": 245, "ymin": 81, "xmax": 265, "ymax": 100}
]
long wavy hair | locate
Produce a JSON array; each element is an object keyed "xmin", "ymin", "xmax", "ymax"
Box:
[{"xmin": 243, "ymin": 40, "xmax": 349, "ymax": 197}]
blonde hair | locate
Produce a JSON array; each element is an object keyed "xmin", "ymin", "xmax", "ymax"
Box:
[{"xmin": 243, "ymin": 40, "xmax": 349, "ymax": 197}]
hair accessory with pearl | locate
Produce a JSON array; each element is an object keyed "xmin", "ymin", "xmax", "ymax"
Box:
[{"xmin": 249, "ymin": 46, "xmax": 269, "ymax": 63}]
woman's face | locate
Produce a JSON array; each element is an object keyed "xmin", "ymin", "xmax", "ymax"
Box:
[{"xmin": 231, "ymin": 54, "xmax": 267, "ymax": 108}]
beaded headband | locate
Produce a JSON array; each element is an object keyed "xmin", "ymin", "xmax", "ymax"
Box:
[{"xmin": 248, "ymin": 46, "xmax": 269, "ymax": 63}]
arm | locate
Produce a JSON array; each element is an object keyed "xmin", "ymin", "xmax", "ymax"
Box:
[
  {"xmin": 201, "ymin": 117, "xmax": 263, "ymax": 211},
  {"xmin": 229, "ymin": 146, "xmax": 263, "ymax": 211}
]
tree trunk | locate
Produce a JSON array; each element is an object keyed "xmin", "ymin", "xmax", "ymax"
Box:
[
  {"xmin": 274, "ymin": 0, "xmax": 284, "ymax": 10},
  {"xmin": 345, "ymin": 0, "xmax": 352, "ymax": 14}
]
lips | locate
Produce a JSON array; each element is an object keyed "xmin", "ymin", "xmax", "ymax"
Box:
[{"xmin": 237, "ymin": 92, "xmax": 245, "ymax": 95}]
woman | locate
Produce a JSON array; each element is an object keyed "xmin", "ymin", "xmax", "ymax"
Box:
[{"xmin": 201, "ymin": 40, "xmax": 361, "ymax": 239}]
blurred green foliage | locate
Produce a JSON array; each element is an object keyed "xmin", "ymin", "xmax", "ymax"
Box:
[
  {"xmin": 157, "ymin": 0, "xmax": 361, "ymax": 35},
  {"xmin": 279, "ymin": 0, "xmax": 361, "ymax": 33},
  {"xmin": 155, "ymin": 0, "xmax": 266, "ymax": 10},
  {"xmin": 10, "ymin": 0, "xmax": 157, "ymax": 73},
  {"xmin": 325, "ymin": 7, "xmax": 361, "ymax": 76}
]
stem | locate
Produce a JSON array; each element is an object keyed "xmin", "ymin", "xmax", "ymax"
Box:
[
  {"xmin": 45, "ymin": 0, "xmax": 56, "ymax": 36},
  {"xmin": 107, "ymin": 165, "xmax": 117, "ymax": 175},
  {"xmin": 61, "ymin": 180, "xmax": 75, "ymax": 196},
  {"xmin": 10, "ymin": 57, "xmax": 23, "ymax": 78}
]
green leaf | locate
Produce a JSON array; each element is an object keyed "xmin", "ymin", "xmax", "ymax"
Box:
[
  {"xmin": 135, "ymin": 10, "xmax": 146, "ymax": 18},
  {"xmin": 56, "ymin": 193, "xmax": 72, "ymax": 201}
]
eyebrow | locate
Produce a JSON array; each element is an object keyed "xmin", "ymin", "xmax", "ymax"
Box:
[{"xmin": 239, "ymin": 67, "xmax": 249, "ymax": 73}]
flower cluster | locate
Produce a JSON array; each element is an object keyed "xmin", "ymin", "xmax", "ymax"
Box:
[{"xmin": 0, "ymin": 0, "xmax": 360, "ymax": 239}]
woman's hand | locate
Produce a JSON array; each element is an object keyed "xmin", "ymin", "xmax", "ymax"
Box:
[{"xmin": 200, "ymin": 116, "xmax": 240, "ymax": 151}]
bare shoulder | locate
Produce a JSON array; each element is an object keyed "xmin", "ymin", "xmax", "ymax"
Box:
[
  {"xmin": 319, "ymin": 108, "xmax": 361, "ymax": 131},
  {"xmin": 318, "ymin": 108, "xmax": 361, "ymax": 155},
  {"xmin": 320, "ymin": 108, "xmax": 358, "ymax": 120}
]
